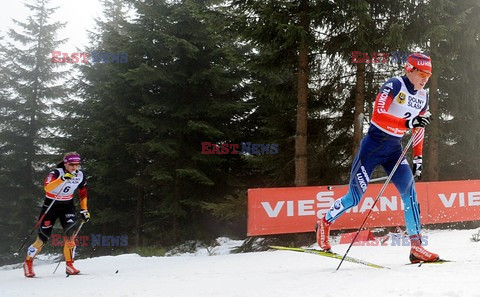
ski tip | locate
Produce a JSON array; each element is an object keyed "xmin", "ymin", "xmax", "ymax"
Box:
[
  {"xmin": 268, "ymin": 245, "xmax": 281, "ymax": 249},
  {"xmin": 407, "ymin": 259, "xmax": 453, "ymax": 266},
  {"xmin": 435, "ymin": 259, "xmax": 454, "ymax": 263},
  {"xmin": 66, "ymin": 272, "xmax": 88, "ymax": 277},
  {"xmin": 269, "ymin": 245, "xmax": 332, "ymax": 253},
  {"xmin": 268, "ymin": 245, "xmax": 304, "ymax": 250},
  {"xmin": 268, "ymin": 245, "xmax": 286, "ymax": 250}
]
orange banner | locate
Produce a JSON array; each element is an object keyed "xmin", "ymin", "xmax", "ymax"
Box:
[{"xmin": 247, "ymin": 179, "xmax": 480, "ymax": 236}]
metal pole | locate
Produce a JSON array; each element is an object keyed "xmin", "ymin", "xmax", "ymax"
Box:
[{"xmin": 336, "ymin": 130, "xmax": 419, "ymax": 271}]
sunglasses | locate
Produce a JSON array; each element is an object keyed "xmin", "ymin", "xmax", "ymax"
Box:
[
  {"xmin": 414, "ymin": 68, "xmax": 431, "ymax": 79},
  {"xmin": 67, "ymin": 163, "xmax": 80, "ymax": 166}
]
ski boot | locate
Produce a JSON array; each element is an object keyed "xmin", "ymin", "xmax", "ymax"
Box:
[
  {"xmin": 23, "ymin": 258, "xmax": 35, "ymax": 277},
  {"xmin": 66, "ymin": 260, "xmax": 80, "ymax": 275},
  {"xmin": 315, "ymin": 216, "xmax": 332, "ymax": 251},
  {"xmin": 409, "ymin": 234, "xmax": 439, "ymax": 263}
]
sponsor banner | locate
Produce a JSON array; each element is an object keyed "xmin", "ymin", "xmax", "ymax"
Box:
[{"xmin": 247, "ymin": 180, "xmax": 480, "ymax": 236}]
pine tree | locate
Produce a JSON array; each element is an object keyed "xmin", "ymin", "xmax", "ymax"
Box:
[
  {"xmin": 123, "ymin": 0, "xmax": 251, "ymax": 244},
  {"xmin": 68, "ymin": 0, "xmax": 251, "ymax": 247},
  {"xmin": 60, "ymin": 0, "xmax": 145, "ymax": 249},
  {"xmin": 0, "ymin": 0, "xmax": 69, "ymax": 263},
  {"xmin": 432, "ymin": 0, "xmax": 480, "ymax": 181},
  {"xmin": 408, "ymin": 0, "xmax": 480, "ymax": 181},
  {"xmin": 229, "ymin": 0, "xmax": 327, "ymax": 187},
  {"xmin": 312, "ymin": 0, "xmax": 414, "ymax": 184}
]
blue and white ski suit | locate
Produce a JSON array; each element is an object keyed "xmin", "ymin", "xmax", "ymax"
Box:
[{"xmin": 325, "ymin": 76, "xmax": 429, "ymax": 236}]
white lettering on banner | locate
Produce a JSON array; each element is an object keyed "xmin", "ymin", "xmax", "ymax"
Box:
[
  {"xmin": 470, "ymin": 192, "xmax": 480, "ymax": 206},
  {"xmin": 260, "ymin": 200, "xmax": 316, "ymax": 217},
  {"xmin": 261, "ymin": 201, "xmax": 284, "ymax": 217},
  {"xmin": 360, "ymin": 197, "xmax": 375, "ymax": 213},
  {"xmin": 380, "ymin": 196, "xmax": 399, "ymax": 211},
  {"xmin": 347, "ymin": 196, "xmax": 405, "ymax": 213},
  {"xmin": 298, "ymin": 200, "xmax": 315, "ymax": 216},
  {"xmin": 260, "ymin": 192, "xmax": 480, "ymax": 219},
  {"xmin": 316, "ymin": 191, "xmax": 335, "ymax": 207},
  {"xmin": 261, "ymin": 194, "xmax": 406, "ymax": 218},
  {"xmin": 438, "ymin": 192, "xmax": 480, "ymax": 207},
  {"xmin": 287, "ymin": 201, "xmax": 294, "ymax": 216},
  {"xmin": 316, "ymin": 191, "xmax": 335, "ymax": 218}
]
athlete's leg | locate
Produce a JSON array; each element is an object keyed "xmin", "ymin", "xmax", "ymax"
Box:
[
  {"xmin": 59, "ymin": 202, "xmax": 77, "ymax": 262},
  {"xmin": 27, "ymin": 200, "xmax": 58, "ymax": 260},
  {"xmin": 316, "ymin": 135, "xmax": 383, "ymax": 250},
  {"xmin": 59, "ymin": 201, "xmax": 81, "ymax": 274},
  {"xmin": 24, "ymin": 200, "xmax": 58, "ymax": 277},
  {"xmin": 382, "ymin": 156, "xmax": 421, "ymax": 236},
  {"xmin": 325, "ymin": 136, "xmax": 382, "ymax": 222},
  {"xmin": 383, "ymin": 153, "xmax": 439, "ymax": 262}
]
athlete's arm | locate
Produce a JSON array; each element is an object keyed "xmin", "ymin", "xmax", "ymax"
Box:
[
  {"xmin": 371, "ymin": 78, "xmax": 408, "ymax": 128},
  {"xmin": 78, "ymin": 173, "xmax": 88, "ymax": 210},
  {"xmin": 43, "ymin": 170, "xmax": 63, "ymax": 192},
  {"xmin": 412, "ymin": 96, "xmax": 430, "ymax": 157}
]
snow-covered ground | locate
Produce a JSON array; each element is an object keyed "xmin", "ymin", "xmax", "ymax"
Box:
[{"xmin": 2, "ymin": 230, "xmax": 480, "ymax": 297}]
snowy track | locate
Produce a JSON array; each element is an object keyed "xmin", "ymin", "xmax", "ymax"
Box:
[{"xmin": 1, "ymin": 229, "xmax": 480, "ymax": 297}]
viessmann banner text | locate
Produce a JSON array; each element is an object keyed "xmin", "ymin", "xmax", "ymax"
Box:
[{"xmin": 247, "ymin": 180, "xmax": 480, "ymax": 236}]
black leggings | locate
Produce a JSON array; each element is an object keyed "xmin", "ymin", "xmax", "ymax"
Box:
[{"xmin": 38, "ymin": 199, "xmax": 77, "ymax": 243}]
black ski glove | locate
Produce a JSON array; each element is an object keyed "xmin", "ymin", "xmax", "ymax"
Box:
[
  {"xmin": 406, "ymin": 113, "xmax": 431, "ymax": 129},
  {"xmin": 80, "ymin": 210, "xmax": 90, "ymax": 223},
  {"xmin": 412, "ymin": 156, "xmax": 423, "ymax": 180}
]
